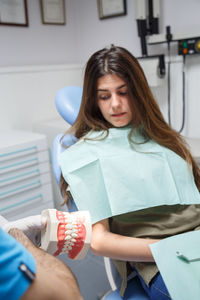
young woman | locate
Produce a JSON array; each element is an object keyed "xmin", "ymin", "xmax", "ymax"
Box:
[{"xmin": 59, "ymin": 45, "xmax": 200, "ymax": 299}]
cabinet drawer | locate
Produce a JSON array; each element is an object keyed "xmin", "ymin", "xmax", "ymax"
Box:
[
  {"xmin": 0, "ymin": 183, "xmax": 53, "ymax": 215},
  {"xmin": 0, "ymin": 172, "xmax": 51, "ymax": 200},
  {"xmin": 3, "ymin": 200, "xmax": 55, "ymax": 221},
  {"xmin": 0, "ymin": 131, "xmax": 48, "ymax": 162},
  {"xmin": 0, "ymin": 150, "xmax": 49, "ymax": 175},
  {"xmin": 0, "ymin": 162, "xmax": 50, "ymax": 187},
  {"xmin": 0, "ymin": 145, "xmax": 38, "ymax": 162}
]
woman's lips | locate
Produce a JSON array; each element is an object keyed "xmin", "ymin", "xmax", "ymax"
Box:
[{"xmin": 112, "ymin": 112, "xmax": 126, "ymax": 117}]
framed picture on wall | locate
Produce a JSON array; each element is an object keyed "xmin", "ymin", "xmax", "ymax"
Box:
[
  {"xmin": 40, "ymin": 0, "xmax": 66, "ymax": 25},
  {"xmin": 98, "ymin": 0, "xmax": 127, "ymax": 20},
  {"xmin": 0, "ymin": 0, "xmax": 28, "ymax": 26}
]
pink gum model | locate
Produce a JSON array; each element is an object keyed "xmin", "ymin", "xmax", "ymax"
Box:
[{"xmin": 41, "ymin": 209, "xmax": 92, "ymax": 260}]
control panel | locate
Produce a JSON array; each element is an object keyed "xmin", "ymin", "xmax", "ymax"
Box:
[{"xmin": 178, "ymin": 37, "xmax": 200, "ymax": 55}]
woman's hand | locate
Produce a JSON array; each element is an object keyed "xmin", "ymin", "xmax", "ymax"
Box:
[{"xmin": 91, "ymin": 218, "xmax": 158, "ymax": 262}]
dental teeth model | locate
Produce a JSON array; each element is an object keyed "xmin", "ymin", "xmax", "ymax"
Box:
[{"xmin": 41, "ymin": 209, "xmax": 92, "ymax": 260}]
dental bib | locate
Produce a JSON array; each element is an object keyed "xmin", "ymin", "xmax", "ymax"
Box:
[
  {"xmin": 41, "ymin": 209, "xmax": 91, "ymax": 260},
  {"xmin": 59, "ymin": 127, "xmax": 200, "ymax": 224}
]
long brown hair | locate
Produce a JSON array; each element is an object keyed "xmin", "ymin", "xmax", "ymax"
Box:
[{"xmin": 60, "ymin": 45, "xmax": 200, "ymax": 203}]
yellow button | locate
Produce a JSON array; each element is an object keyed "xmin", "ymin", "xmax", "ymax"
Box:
[{"xmin": 195, "ymin": 40, "xmax": 200, "ymax": 52}]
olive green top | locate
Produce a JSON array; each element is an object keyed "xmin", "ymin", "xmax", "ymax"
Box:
[{"xmin": 109, "ymin": 204, "xmax": 200, "ymax": 296}]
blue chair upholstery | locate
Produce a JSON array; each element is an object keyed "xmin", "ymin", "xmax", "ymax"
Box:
[
  {"xmin": 52, "ymin": 86, "xmax": 149, "ymax": 300},
  {"xmin": 55, "ymin": 86, "xmax": 82, "ymax": 125},
  {"xmin": 52, "ymin": 133, "xmax": 77, "ymax": 185}
]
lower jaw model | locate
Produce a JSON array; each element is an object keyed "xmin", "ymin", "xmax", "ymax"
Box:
[{"xmin": 41, "ymin": 209, "xmax": 92, "ymax": 260}]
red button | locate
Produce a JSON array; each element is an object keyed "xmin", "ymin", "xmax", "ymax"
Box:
[{"xmin": 183, "ymin": 48, "xmax": 188, "ymax": 54}]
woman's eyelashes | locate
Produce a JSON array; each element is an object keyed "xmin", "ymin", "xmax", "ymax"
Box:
[
  {"xmin": 98, "ymin": 93, "xmax": 110, "ymax": 100},
  {"xmin": 119, "ymin": 91, "xmax": 128, "ymax": 96},
  {"xmin": 98, "ymin": 90, "xmax": 128, "ymax": 100}
]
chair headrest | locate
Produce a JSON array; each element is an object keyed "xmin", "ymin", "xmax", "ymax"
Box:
[{"xmin": 55, "ymin": 86, "xmax": 83, "ymax": 125}]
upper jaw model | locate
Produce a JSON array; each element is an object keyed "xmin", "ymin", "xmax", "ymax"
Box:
[{"xmin": 41, "ymin": 209, "xmax": 92, "ymax": 260}]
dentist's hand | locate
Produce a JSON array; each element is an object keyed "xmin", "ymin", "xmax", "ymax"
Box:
[{"xmin": 2, "ymin": 215, "xmax": 47, "ymax": 246}]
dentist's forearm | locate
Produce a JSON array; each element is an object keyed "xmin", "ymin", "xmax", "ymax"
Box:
[{"xmin": 9, "ymin": 228, "xmax": 83, "ymax": 300}]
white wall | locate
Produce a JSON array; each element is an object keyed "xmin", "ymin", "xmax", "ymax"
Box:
[
  {"xmin": 0, "ymin": 64, "xmax": 83, "ymax": 130},
  {"xmin": 72, "ymin": 0, "xmax": 140, "ymax": 63},
  {"xmin": 152, "ymin": 55, "xmax": 200, "ymax": 138},
  {"xmin": 0, "ymin": 0, "xmax": 141, "ymax": 67},
  {"xmin": 0, "ymin": 0, "xmax": 78, "ymax": 66}
]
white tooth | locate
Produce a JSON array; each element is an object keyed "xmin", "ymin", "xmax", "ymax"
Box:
[
  {"xmin": 65, "ymin": 230, "xmax": 72, "ymax": 235},
  {"xmin": 65, "ymin": 235, "xmax": 71, "ymax": 240},
  {"xmin": 71, "ymin": 233, "xmax": 78, "ymax": 238},
  {"xmin": 69, "ymin": 242, "xmax": 74, "ymax": 246},
  {"xmin": 67, "ymin": 246, "xmax": 72, "ymax": 250},
  {"xmin": 71, "ymin": 238, "xmax": 76, "ymax": 242},
  {"xmin": 72, "ymin": 229, "xmax": 78, "ymax": 233},
  {"xmin": 66, "ymin": 224, "xmax": 73, "ymax": 229}
]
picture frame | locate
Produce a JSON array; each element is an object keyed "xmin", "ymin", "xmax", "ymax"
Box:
[
  {"xmin": 0, "ymin": 0, "xmax": 28, "ymax": 27},
  {"xmin": 98, "ymin": 0, "xmax": 127, "ymax": 20},
  {"xmin": 40, "ymin": 0, "xmax": 65, "ymax": 25}
]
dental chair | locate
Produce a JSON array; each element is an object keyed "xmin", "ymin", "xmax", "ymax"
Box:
[{"xmin": 52, "ymin": 86, "xmax": 149, "ymax": 300}]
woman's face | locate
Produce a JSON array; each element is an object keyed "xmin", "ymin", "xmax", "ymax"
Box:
[{"xmin": 97, "ymin": 74, "xmax": 132, "ymax": 127}]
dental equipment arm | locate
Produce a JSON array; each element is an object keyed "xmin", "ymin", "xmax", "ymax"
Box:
[
  {"xmin": 9, "ymin": 228, "xmax": 83, "ymax": 300},
  {"xmin": 91, "ymin": 219, "xmax": 158, "ymax": 262}
]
